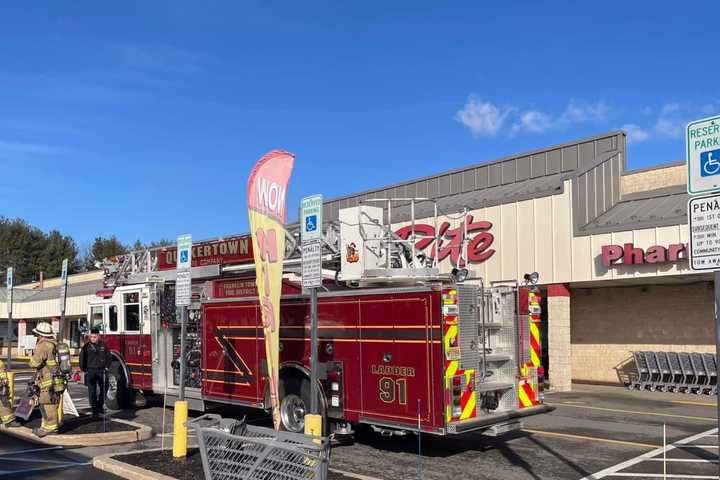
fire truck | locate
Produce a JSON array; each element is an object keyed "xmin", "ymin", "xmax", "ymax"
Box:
[{"xmin": 87, "ymin": 200, "xmax": 551, "ymax": 436}]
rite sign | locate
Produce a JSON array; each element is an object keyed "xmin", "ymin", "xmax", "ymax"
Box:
[{"xmin": 687, "ymin": 114, "xmax": 720, "ymax": 195}]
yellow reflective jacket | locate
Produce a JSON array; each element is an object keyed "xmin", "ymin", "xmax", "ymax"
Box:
[{"xmin": 29, "ymin": 338, "xmax": 64, "ymax": 392}]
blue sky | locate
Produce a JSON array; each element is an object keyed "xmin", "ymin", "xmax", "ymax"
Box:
[{"xmin": 1, "ymin": 1, "xmax": 718, "ymax": 248}]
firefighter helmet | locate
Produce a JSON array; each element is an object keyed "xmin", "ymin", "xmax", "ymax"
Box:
[{"xmin": 32, "ymin": 322, "xmax": 55, "ymax": 338}]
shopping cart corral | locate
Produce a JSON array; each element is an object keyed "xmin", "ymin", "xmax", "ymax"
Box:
[
  {"xmin": 629, "ymin": 351, "xmax": 718, "ymax": 395},
  {"xmin": 188, "ymin": 414, "xmax": 330, "ymax": 480}
]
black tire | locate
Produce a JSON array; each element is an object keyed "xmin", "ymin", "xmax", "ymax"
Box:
[
  {"xmin": 106, "ymin": 362, "xmax": 133, "ymax": 410},
  {"xmin": 278, "ymin": 375, "xmax": 326, "ymax": 435}
]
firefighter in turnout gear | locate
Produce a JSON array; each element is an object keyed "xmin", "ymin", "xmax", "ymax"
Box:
[
  {"xmin": 0, "ymin": 360, "xmax": 19, "ymax": 428},
  {"xmin": 28, "ymin": 322, "xmax": 65, "ymax": 437}
]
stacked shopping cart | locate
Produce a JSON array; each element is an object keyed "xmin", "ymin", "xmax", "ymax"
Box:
[
  {"xmin": 629, "ymin": 351, "xmax": 718, "ymax": 395},
  {"xmin": 188, "ymin": 414, "xmax": 330, "ymax": 480}
]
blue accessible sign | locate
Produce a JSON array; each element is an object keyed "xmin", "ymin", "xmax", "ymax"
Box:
[{"xmin": 687, "ymin": 115, "xmax": 720, "ymax": 194}]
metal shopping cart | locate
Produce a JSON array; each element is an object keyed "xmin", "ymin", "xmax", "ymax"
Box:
[{"xmin": 188, "ymin": 414, "xmax": 330, "ymax": 480}]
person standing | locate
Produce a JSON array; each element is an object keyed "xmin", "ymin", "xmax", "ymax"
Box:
[
  {"xmin": 0, "ymin": 360, "xmax": 19, "ymax": 428},
  {"xmin": 79, "ymin": 328, "xmax": 111, "ymax": 418},
  {"xmin": 28, "ymin": 321, "xmax": 62, "ymax": 437}
]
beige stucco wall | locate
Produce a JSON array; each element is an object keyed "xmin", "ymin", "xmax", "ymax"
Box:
[
  {"xmin": 571, "ymin": 283, "xmax": 714, "ymax": 384},
  {"xmin": 391, "ymin": 178, "xmax": 695, "ymax": 285},
  {"xmin": 621, "ymin": 164, "xmax": 685, "ymax": 195},
  {"xmin": 15, "ymin": 270, "xmax": 103, "ymax": 290}
]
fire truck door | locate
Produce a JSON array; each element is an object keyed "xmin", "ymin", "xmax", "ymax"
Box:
[
  {"xmin": 120, "ymin": 290, "xmax": 147, "ymax": 388},
  {"xmin": 359, "ymin": 294, "xmax": 433, "ymax": 427}
]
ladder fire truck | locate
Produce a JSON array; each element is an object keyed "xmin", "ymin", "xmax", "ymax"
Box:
[{"xmin": 87, "ymin": 199, "xmax": 551, "ymax": 436}]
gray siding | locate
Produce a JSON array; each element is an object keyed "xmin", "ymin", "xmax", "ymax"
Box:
[{"xmin": 320, "ymin": 131, "xmax": 627, "ymax": 225}]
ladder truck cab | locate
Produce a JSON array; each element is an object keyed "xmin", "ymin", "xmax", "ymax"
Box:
[{"xmin": 88, "ymin": 199, "xmax": 552, "ymax": 436}]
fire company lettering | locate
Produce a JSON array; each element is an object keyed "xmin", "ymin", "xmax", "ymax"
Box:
[
  {"xmin": 395, "ymin": 214, "xmax": 495, "ymax": 266},
  {"xmin": 601, "ymin": 243, "xmax": 687, "ymax": 267},
  {"xmin": 160, "ymin": 238, "xmax": 251, "ymax": 269}
]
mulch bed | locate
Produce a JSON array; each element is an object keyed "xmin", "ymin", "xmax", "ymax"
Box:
[
  {"xmin": 21, "ymin": 413, "xmax": 137, "ymax": 434},
  {"xmin": 119, "ymin": 448, "xmax": 359, "ymax": 480}
]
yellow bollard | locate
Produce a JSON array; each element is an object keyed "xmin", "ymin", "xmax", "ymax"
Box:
[
  {"xmin": 57, "ymin": 390, "xmax": 64, "ymax": 426},
  {"xmin": 173, "ymin": 401, "xmax": 188, "ymax": 458},
  {"xmin": 304, "ymin": 413, "xmax": 322, "ymax": 445}
]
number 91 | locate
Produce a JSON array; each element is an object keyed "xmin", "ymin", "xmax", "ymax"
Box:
[{"xmin": 379, "ymin": 377, "xmax": 407, "ymax": 405}]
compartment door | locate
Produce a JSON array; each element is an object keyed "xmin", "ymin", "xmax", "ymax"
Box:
[
  {"xmin": 202, "ymin": 303, "xmax": 259, "ymax": 404},
  {"xmin": 359, "ymin": 293, "xmax": 433, "ymax": 427}
]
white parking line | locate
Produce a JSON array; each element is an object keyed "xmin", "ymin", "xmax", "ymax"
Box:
[{"xmin": 579, "ymin": 428, "xmax": 719, "ymax": 479}]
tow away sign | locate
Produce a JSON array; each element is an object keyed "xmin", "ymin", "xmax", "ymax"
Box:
[
  {"xmin": 688, "ymin": 194, "xmax": 720, "ymax": 271},
  {"xmin": 175, "ymin": 233, "xmax": 192, "ymax": 306},
  {"xmin": 687, "ymin": 114, "xmax": 720, "ymax": 194}
]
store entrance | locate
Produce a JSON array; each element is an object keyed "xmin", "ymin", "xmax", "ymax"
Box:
[{"xmin": 540, "ymin": 293, "xmax": 549, "ymax": 385}]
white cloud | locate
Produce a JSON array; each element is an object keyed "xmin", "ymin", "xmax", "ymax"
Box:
[
  {"xmin": 622, "ymin": 124, "xmax": 650, "ymax": 144},
  {"xmin": 455, "ymin": 97, "xmax": 510, "ymax": 137},
  {"xmin": 456, "ymin": 97, "xmax": 609, "ymax": 137},
  {"xmin": 512, "ymin": 110, "xmax": 552, "ymax": 134},
  {"xmin": 560, "ymin": 99, "xmax": 608, "ymax": 124}
]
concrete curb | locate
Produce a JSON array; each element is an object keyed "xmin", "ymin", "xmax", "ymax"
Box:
[
  {"xmin": 93, "ymin": 448, "xmax": 178, "ymax": 480},
  {"xmin": 2, "ymin": 417, "xmax": 154, "ymax": 446},
  {"xmin": 93, "ymin": 448, "xmax": 384, "ymax": 480},
  {"xmin": 93, "ymin": 448, "xmax": 177, "ymax": 480}
]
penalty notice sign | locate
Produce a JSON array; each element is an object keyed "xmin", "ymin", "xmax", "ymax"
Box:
[{"xmin": 688, "ymin": 194, "xmax": 720, "ymax": 271}]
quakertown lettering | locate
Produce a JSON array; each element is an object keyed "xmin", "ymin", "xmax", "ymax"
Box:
[{"xmin": 601, "ymin": 243, "xmax": 687, "ymax": 267}]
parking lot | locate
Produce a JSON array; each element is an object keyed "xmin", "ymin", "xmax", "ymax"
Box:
[
  {"xmin": 3, "ymin": 379, "xmax": 719, "ymax": 479},
  {"xmin": 325, "ymin": 384, "xmax": 719, "ymax": 480}
]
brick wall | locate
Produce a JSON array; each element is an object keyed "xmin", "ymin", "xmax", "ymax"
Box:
[
  {"xmin": 621, "ymin": 164, "xmax": 685, "ymax": 195},
  {"xmin": 570, "ymin": 282, "xmax": 714, "ymax": 384}
]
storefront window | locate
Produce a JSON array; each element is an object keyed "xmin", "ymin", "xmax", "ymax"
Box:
[
  {"xmin": 0, "ymin": 321, "xmax": 18, "ymax": 346},
  {"xmin": 69, "ymin": 318, "xmax": 83, "ymax": 348},
  {"xmin": 25, "ymin": 320, "xmax": 37, "ymax": 337}
]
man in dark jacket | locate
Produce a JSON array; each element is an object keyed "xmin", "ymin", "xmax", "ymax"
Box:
[{"xmin": 79, "ymin": 329, "xmax": 112, "ymax": 418}]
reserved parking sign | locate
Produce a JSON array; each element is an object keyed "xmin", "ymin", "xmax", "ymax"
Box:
[{"xmin": 687, "ymin": 115, "xmax": 720, "ymax": 194}]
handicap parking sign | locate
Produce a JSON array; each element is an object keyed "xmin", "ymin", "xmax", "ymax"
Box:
[
  {"xmin": 700, "ymin": 149, "xmax": 720, "ymax": 177},
  {"xmin": 180, "ymin": 249, "xmax": 189, "ymax": 263},
  {"xmin": 305, "ymin": 214, "xmax": 317, "ymax": 233}
]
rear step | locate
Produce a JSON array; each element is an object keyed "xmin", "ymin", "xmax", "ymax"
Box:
[{"xmin": 481, "ymin": 420, "xmax": 523, "ymax": 437}]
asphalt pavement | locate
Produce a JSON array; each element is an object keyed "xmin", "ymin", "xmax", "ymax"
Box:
[
  {"xmin": 3, "ymin": 374, "xmax": 720, "ymax": 480},
  {"xmin": 0, "ymin": 430, "xmax": 120, "ymax": 479}
]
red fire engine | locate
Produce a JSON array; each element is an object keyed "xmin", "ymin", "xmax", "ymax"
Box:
[{"xmin": 87, "ymin": 201, "xmax": 551, "ymax": 436}]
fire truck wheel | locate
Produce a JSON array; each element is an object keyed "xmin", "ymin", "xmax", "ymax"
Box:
[
  {"xmin": 106, "ymin": 362, "xmax": 133, "ymax": 411},
  {"xmin": 279, "ymin": 376, "xmax": 326, "ymax": 434}
]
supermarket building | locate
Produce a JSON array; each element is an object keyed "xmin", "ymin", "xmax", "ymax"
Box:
[{"xmin": 0, "ymin": 131, "xmax": 706, "ymax": 391}]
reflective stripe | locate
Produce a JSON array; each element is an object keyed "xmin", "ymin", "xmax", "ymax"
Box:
[
  {"xmin": 0, "ymin": 373, "xmax": 6, "ymax": 380},
  {"xmin": 46, "ymin": 360, "xmax": 58, "ymax": 366},
  {"xmin": 38, "ymin": 379, "xmax": 53, "ymax": 388},
  {"xmin": 1, "ymin": 414, "xmax": 15, "ymax": 422},
  {"xmin": 29, "ymin": 359, "xmax": 42, "ymax": 368}
]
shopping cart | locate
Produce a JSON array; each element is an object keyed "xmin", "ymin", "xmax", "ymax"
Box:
[{"xmin": 188, "ymin": 414, "xmax": 330, "ymax": 480}]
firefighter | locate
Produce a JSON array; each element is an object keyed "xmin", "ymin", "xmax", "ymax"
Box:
[
  {"xmin": 79, "ymin": 328, "xmax": 111, "ymax": 418},
  {"xmin": 0, "ymin": 360, "xmax": 20, "ymax": 428},
  {"xmin": 28, "ymin": 321, "xmax": 63, "ymax": 437}
]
